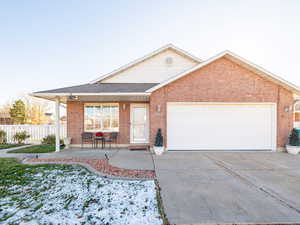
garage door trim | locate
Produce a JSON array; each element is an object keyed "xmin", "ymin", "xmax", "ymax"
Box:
[{"xmin": 166, "ymin": 102, "xmax": 277, "ymax": 152}]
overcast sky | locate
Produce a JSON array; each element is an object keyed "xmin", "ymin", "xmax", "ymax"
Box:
[{"xmin": 1, "ymin": 0, "xmax": 300, "ymax": 106}]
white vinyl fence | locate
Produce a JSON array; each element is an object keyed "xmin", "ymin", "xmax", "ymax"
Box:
[{"xmin": 0, "ymin": 124, "xmax": 67, "ymax": 144}]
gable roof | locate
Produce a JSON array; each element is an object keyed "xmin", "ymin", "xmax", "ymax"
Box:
[
  {"xmin": 89, "ymin": 44, "xmax": 202, "ymax": 84},
  {"xmin": 146, "ymin": 50, "xmax": 300, "ymax": 95}
]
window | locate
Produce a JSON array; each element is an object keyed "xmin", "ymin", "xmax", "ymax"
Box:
[
  {"xmin": 84, "ymin": 103, "xmax": 119, "ymax": 132},
  {"xmin": 295, "ymin": 102, "xmax": 300, "ymax": 112}
]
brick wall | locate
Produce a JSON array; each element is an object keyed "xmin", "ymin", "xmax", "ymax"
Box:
[
  {"xmin": 67, "ymin": 102, "xmax": 132, "ymax": 145},
  {"xmin": 295, "ymin": 112, "xmax": 300, "ymax": 122},
  {"xmin": 150, "ymin": 57, "xmax": 294, "ymax": 148}
]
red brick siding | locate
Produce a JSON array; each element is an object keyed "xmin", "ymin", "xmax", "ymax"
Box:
[
  {"xmin": 295, "ymin": 112, "xmax": 300, "ymax": 122},
  {"xmin": 150, "ymin": 57, "xmax": 294, "ymax": 148},
  {"xmin": 67, "ymin": 102, "xmax": 84, "ymax": 144},
  {"xmin": 67, "ymin": 102, "xmax": 132, "ymax": 145}
]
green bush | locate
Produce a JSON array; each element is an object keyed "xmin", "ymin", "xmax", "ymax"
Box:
[
  {"xmin": 42, "ymin": 135, "xmax": 64, "ymax": 145},
  {"xmin": 289, "ymin": 128, "xmax": 300, "ymax": 146},
  {"xmin": 0, "ymin": 130, "xmax": 7, "ymax": 144},
  {"xmin": 13, "ymin": 131, "xmax": 30, "ymax": 144}
]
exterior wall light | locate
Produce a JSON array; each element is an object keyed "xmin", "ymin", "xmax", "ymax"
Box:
[
  {"xmin": 284, "ymin": 105, "xmax": 291, "ymax": 112},
  {"xmin": 156, "ymin": 105, "xmax": 161, "ymax": 113},
  {"xmin": 69, "ymin": 95, "xmax": 79, "ymax": 100}
]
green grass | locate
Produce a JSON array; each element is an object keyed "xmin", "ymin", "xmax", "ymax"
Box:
[
  {"xmin": 0, "ymin": 158, "xmax": 71, "ymax": 198},
  {"xmin": 7, "ymin": 144, "xmax": 64, "ymax": 153},
  {"xmin": 0, "ymin": 144, "xmax": 24, "ymax": 150}
]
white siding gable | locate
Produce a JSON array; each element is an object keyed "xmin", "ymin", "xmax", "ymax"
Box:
[{"xmin": 101, "ymin": 49, "xmax": 199, "ymax": 83}]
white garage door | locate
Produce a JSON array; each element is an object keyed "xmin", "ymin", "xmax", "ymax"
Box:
[{"xmin": 167, "ymin": 103, "xmax": 276, "ymax": 151}]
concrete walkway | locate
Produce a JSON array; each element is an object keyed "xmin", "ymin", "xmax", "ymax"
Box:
[
  {"xmin": 109, "ymin": 149, "xmax": 154, "ymax": 170},
  {"xmin": 153, "ymin": 152, "xmax": 300, "ymax": 225},
  {"xmin": 0, "ymin": 147, "xmax": 154, "ymax": 170},
  {"xmin": 0, "ymin": 147, "xmax": 119, "ymax": 159}
]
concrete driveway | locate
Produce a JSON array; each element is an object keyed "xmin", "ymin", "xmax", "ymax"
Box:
[{"xmin": 153, "ymin": 152, "xmax": 300, "ymax": 225}]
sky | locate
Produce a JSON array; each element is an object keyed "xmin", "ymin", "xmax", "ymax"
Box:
[{"xmin": 1, "ymin": 0, "xmax": 300, "ymax": 107}]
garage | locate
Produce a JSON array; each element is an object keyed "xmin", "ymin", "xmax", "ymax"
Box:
[{"xmin": 167, "ymin": 103, "xmax": 276, "ymax": 151}]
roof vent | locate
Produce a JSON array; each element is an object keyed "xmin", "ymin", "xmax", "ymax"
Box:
[{"xmin": 165, "ymin": 57, "xmax": 173, "ymax": 66}]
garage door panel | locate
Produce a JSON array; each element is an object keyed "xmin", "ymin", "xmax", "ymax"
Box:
[{"xmin": 167, "ymin": 103, "xmax": 276, "ymax": 151}]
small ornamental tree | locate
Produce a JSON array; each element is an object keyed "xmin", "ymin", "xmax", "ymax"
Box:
[
  {"xmin": 154, "ymin": 128, "xmax": 163, "ymax": 147},
  {"xmin": 9, "ymin": 100, "xmax": 26, "ymax": 124},
  {"xmin": 0, "ymin": 130, "xmax": 7, "ymax": 144},
  {"xmin": 289, "ymin": 128, "xmax": 300, "ymax": 146}
]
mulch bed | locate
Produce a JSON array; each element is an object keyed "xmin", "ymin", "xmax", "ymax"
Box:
[{"xmin": 24, "ymin": 158, "xmax": 155, "ymax": 179}]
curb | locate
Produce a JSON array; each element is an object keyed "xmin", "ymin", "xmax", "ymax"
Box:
[{"xmin": 22, "ymin": 159, "xmax": 155, "ymax": 181}]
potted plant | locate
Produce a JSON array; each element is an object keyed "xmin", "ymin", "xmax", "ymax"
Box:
[
  {"xmin": 153, "ymin": 128, "xmax": 164, "ymax": 155},
  {"xmin": 63, "ymin": 137, "xmax": 72, "ymax": 149},
  {"xmin": 286, "ymin": 128, "xmax": 300, "ymax": 155}
]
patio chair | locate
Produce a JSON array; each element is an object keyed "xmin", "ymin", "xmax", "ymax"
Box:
[
  {"xmin": 105, "ymin": 132, "xmax": 118, "ymax": 149},
  {"xmin": 94, "ymin": 132, "xmax": 105, "ymax": 149},
  {"xmin": 81, "ymin": 132, "xmax": 94, "ymax": 148}
]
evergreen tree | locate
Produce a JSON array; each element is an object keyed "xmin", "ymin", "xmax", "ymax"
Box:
[
  {"xmin": 9, "ymin": 100, "xmax": 26, "ymax": 124},
  {"xmin": 289, "ymin": 128, "xmax": 300, "ymax": 146},
  {"xmin": 155, "ymin": 128, "xmax": 163, "ymax": 146}
]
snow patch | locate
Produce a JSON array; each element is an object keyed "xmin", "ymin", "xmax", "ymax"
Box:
[{"xmin": 0, "ymin": 165, "xmax": 163, "ymax": 225}]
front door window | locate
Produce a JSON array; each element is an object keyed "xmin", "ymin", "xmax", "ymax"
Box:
[{"xmin": 131, "ymin": 104, "xmax": 149, "ymax": 143}]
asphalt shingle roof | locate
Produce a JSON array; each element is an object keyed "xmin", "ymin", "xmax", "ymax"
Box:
[{"xmin": 35, "ymin": 83, "xmax": 158, "ymax": 94}]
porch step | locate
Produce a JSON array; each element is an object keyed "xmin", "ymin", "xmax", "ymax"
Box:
[{"xmin": 128, "ymin": 145, "xmax": 150, "ymax": 151}]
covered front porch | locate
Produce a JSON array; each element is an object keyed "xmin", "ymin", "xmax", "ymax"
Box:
[{"xmin": 32, "ymin": 82, "xmax": 156, "ymax": 152}]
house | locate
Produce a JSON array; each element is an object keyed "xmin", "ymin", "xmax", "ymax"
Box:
[
  {"xmin": 0, "ymin": 112, "xmax": 12, "ymax": 125},
  {"xmin": 33, "ymin": 44, "xmax": 300, "ymax": 152}
]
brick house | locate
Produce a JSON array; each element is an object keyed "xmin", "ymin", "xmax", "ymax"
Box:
[{"xmin": 33, "ymin": 44, "xmax": 300, "ymax": 152}]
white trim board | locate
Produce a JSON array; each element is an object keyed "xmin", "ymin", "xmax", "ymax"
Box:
[{"xmin": 33, "ymin": 92, "xmax": 151, "ymax": 97}]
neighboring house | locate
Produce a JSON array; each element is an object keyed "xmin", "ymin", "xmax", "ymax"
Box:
[
  {"xmin": 33, "ymin": 44, "xmax": 300, "ymax": 152},
  {"xmin": 0, "ymin": 112, "xmax": 12, "ymax": 125}
]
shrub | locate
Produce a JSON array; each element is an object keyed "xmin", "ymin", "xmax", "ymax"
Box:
[
  {"xmin": 289, "ymin": 128, "xmax": 300, "ymax": 146},
  {"xmin": 154, "ymin": 128, "xmax": 163, "ymax": 147},
  {"xmin": 42, "ymin": 135, "xmax": 64, "ymax": 145},
  {"xmin": 13, "ymin": 131, "xmax": 30, "ymax": 144},
  {"xmin": 0, "ymin": 130, "xmax": 7, "ymax": 144}
]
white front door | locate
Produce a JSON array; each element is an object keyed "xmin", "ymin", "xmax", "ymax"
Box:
[{"xmin": 130, "ymin": 104, "xmax": 149, "ymax": 143}]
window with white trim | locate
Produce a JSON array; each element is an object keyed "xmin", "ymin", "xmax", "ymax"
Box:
[
  {"xmin": 295, "ymin": 102, "xmax": 300, "ymax": 112},
  {"xmin": 84, "ymin": 103, "xmax": 119, "ymax": 132}
]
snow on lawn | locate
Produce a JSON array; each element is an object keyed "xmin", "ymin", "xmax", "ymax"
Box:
[{"xmin": 0, "ymin": 165, "xmax": 163, "ymax": 225}]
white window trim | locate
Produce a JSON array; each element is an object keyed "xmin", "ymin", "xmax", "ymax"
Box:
[{"xmin": 84, "ymin": 103, "xmax": 119, "ymax": 132}]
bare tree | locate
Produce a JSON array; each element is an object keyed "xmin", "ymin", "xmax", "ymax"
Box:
[{"xmin": 22, "ymin": 95, "xmax": 53, "ymax": 124}]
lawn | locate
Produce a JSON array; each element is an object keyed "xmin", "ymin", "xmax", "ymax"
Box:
[
  {"xmin": 0, "ymin": 158, "xmax": 163, "ymax": 225},
  {"xmin": 7, "ymin": 144, "xmax": 62, "ymax": 153},
  {"xmin": 0, "ymin": 144, "xmax": 24, "ymax": 150}
]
